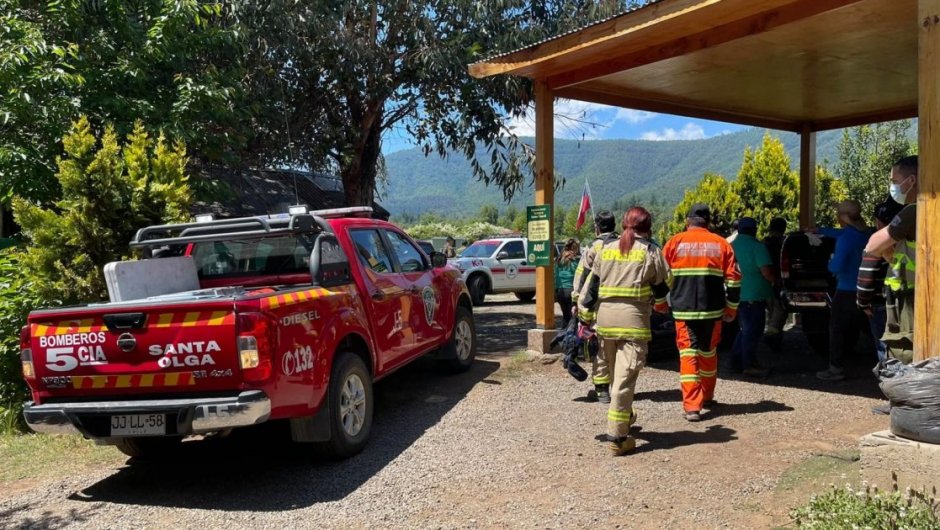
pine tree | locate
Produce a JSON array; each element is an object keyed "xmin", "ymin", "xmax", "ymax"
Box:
[
  {"xmin": 836, "ymin": 120, "xmax": 916, "ymax": 219},
  {"xmin": 733, "ymin": 132, "xmax": 800, "ymax": 232},
  {"xmin": 13, "ymin": 117, "xmax": 191, "ymax": 304}
]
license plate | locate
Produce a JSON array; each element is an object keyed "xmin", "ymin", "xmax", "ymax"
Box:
[{"xmin": 110, "ymin": 414, "xmax": 166, "ymax": 436}]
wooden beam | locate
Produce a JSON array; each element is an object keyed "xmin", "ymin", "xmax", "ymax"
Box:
[
  {"xmin": 546, "ymin": 0, "xmax": 861, "ymax": 90},
  {"xmin": 809, "ymin": 106, "xmax": 918, "ymax": 131},
  {"xmin": 556, "ymin": 85, "xmax": 803, "ymax": 132},
  {"xmin": 534, "ymin": 81, "xmax": 555, "ymax": 329},
  {"xmin": 914, "ymin": 0, "xmax": 940, "ymax": 362},
  {"xmin": 469, "ymin": 0, "xmax": 709, "ymax": 78},
  {"xmin": 469, "ymin": 0, "xmax": 865, "ymax": 80},
  {"xmin": 799, "ymin": 125, "xmax": 816, "ymax": 229}
]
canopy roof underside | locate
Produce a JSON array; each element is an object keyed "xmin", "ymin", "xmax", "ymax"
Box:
[{"xmin": 469, "ymin": 0, "xmax": 917, "ymax": 132}]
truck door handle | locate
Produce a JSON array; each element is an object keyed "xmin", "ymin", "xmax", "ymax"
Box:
[
  {"xmin": 372, "ymin": 290, "xmax": 385, "ymax": 300},
  {"xmin": 521, "ymin": 262, "xmax": 527, "ymax": 265}
]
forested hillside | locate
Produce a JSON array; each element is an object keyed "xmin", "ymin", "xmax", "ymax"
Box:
[{"xmin": 383, "ymin": 128, "xmax": 842, "ymax": 217}]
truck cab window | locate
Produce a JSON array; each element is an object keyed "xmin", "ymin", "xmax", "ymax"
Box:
[
  {"xmin": 191, "ymin": 235, "xmax": 315, "ymax": 279},
  {"xmin": 500, "ymin": 240, "xmax": 526, "ymax": 260},
  {"xmin": 350, "ymin": 229, "xmax": 394, "ymax": 274},
  {"xmin": 384, "ymin": 230, "xmax": 426, "ymax": 273}
]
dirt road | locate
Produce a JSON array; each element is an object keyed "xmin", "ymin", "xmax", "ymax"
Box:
[{"xmin": 0, "ymin": 294, "xmax": 887, "ymax": 529}]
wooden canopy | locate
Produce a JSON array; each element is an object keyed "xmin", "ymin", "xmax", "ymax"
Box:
[
  {"xmin": 470, "ymin": 0, "xmax": 917, "ymax": 132},
  {"xmin": 469, "ymin": 0, "xmax": 940, "ymax": 363}
]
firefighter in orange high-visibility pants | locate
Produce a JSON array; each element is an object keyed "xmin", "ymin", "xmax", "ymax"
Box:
[{"xmin": 663, "ymin": 204, "xmax": 741, "ymax": 422}]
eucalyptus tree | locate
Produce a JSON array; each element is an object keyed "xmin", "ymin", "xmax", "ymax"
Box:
[{"xmin": 239, "ymin": 1, "xmax": 636, "ymax": 206}]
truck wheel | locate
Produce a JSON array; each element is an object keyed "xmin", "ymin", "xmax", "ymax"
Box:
[
  {"xmin": 318, "ymin": 352, "xmax": 373, "ymax": 459},
  {"xmin": 440, "ymin": 306, "xmax": 477, "ymax": 373},
  {"xmin": 468, "ymin": 275, "xmax": 487, "ymax": 306},
  {"xmin": 115, "ymin": 436, "xmax": 183, "ymax": 460},
  {"xmin": 514, "ymin": 291, "xmax": 535, "ymax": 303}
]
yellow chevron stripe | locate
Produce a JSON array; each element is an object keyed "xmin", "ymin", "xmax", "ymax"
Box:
[
  {"xmin": 139, "ymin": 374, "xmax": 155, "ymax": 387},
  {"xmin": 115, "ymin": 375, "xmax": 132, "ymax": 388},
  {"xmin": 207, "ymin": 311, "xmax": 229, "ymax": 326},
  {"xmin": 164, "ymin": 372, "xmax": 180, "ymax": 386},
  {"xmin": 155, "ymin": 313, "xmax": 175, "ymax": 328},
  {"xmin": 180, "ymin": 312, "xmax": 201, "ymax": 327}
]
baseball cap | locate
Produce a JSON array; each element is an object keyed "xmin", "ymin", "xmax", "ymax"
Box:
[
  {"xmin": 687, "ymin": 203, "xmax": 711, "ymax": 223},
  {"xmin": 874, "ymin": 196, "xmax": 904, "ymax": 225},
  {"xmin": 737, "ymin": 217, "xmax": 758, "ymax": 231}
]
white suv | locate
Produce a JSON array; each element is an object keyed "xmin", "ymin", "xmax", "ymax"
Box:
[{"xmin": 450, "ymin": 237, "xmax": 535, "ymax": 305}]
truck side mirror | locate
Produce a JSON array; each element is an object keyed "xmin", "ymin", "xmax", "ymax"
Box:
[
  {"xmin": 430, "ymin": 251, "xmax": 447, "ymax": 268},
  {"xmin": 496, "ymin": 251, "xmax": 509, "ymax": 260},
  {"xmin": 310, "ymin": 233, "xmax": 352, "ymax": 287}
]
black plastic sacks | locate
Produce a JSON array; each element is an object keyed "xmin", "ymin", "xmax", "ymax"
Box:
[{"xmin": 874, "ymin": 358, "xmax": 940, "ymax": 444}]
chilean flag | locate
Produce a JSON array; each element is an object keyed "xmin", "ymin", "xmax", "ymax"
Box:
[{"xmin": 575, "ymin": 181, "xmax": 592, "ymax": 230}]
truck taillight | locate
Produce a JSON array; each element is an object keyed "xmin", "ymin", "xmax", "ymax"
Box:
[
  {"xmin": 238, "ymin": 313, "xmax": 273, "ymax": 382},
  {"xmin": 20, "ymin": 326, "xmax": 35, "ymax": 380},
  {"xmin": 780, "ymin": 250, "xmax": 790, "ymax": 280}
]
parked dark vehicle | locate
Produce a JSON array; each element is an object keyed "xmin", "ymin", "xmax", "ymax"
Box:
[
  {"xmin": 416, "ymin": 240, "xmax": 435, "ymax": 256},
  {"xmin": 648, "ymin": 311, "xmax": 679, "ymax": 362},
  {"xmin": 779, "ymin": 232, "xmax": 837, "ymax": 354}
]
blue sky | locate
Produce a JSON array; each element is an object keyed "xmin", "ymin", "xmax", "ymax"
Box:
[{"xmin": 381, "ymin": 100, "xmax": 747, "ymax": 153}]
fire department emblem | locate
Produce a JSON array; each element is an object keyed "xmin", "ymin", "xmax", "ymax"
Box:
[{"xmin": 422, "ymin": 286, "xmax": 437, "ymax": 325}]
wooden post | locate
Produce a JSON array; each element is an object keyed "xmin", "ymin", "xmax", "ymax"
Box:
[
  {"xmin": 915, "ymin": 0, "xmax": 940, "ymax": 361},
  {"xmin": 799, "ymin": 124, "xmax": 816, "ymax": 229},
  {"xmin": 534, "ymin": 80, "xmax": 555, "ymax": 329}
]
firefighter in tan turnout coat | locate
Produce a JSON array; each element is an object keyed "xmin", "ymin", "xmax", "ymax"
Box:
[
  {"xmin": 578, "ymin": 207, "xmax": 671, "ymax": 455},
  {"xmin": 572, "ymin": 210, "xmax": 619, "ymax": 403}
]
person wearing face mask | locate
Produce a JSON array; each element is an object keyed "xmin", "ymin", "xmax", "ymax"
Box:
[
  {"xmin": 813, "ymin": 200, "xmax": 873, "ymax": 381},
  {"xmin": 864, "ymin": 155, "xmax": 918, "ymax": 363}
]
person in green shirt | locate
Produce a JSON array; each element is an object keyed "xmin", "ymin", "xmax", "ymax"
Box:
[
  {"xmin": 729, "ymin": 217, "xmax": 776, "ymax": 377},
  {"xmin": 554, "ymin": 238, "xmax": 580, "ymax": 328}
]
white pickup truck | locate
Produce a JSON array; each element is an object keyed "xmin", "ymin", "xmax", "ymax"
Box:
[{"xmin": 449, "ymin": 237, "xmax": 536, "ymax": 305}]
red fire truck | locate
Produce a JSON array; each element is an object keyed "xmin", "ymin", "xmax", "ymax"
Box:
[{"xmin": 20, "ymin": 207, "xmax": 475, "ymax": 459}]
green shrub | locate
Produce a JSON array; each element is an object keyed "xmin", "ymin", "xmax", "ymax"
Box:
[
  {"xmin": 0, "ymin": 250, "xmax": 50, "ymax": 433},
  {"xmin": 790, "ymin": 484, "xmax": 940, "ymax": 529},
  {"xmin": 13, "ymin": 116, "xmax": 191, "ymax": 305}
]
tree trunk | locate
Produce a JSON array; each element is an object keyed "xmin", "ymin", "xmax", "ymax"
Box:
[{"xmin": 341, "ymin": 112, "xmax": 384, "ymax": 207}]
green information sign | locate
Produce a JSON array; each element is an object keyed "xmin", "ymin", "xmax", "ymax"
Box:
[{"xmin": 526, "ymin": 205, "xmax": 552, "ymax": 266}]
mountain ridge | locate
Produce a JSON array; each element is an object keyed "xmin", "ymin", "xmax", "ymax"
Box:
[{"xmin": 382, "ymin": 128, "xmax": 843, "ymax": 218}]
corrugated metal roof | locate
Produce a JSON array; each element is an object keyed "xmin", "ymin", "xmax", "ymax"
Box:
[
  {"xmin": 471, "ymin": 0, "xmax": 665, "ymax": 65},
  {"xmin": 192, "ymin": 167, "xmax": 390, "ymax": 220}
]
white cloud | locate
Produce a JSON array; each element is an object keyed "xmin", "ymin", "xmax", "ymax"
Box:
[
  {"xmin": 504, "ymin": 99, "xmax": 658, "ymax": 140},
  {"xmin": 640, "ymin": 123, "xmax": 707, "ymax": 141},
  {"xmin": 615, "ymin": 108, "xmax": 657, "ymax": 124}
]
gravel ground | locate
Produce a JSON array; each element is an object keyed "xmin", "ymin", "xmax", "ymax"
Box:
[{"xmin": 0, "ymin": 294, "xmax": 889, "ymax": 529}]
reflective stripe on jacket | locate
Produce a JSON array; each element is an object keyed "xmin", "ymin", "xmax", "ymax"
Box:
[
  {"xmin": 663, "ymin": 227, "xmax": 740, "ymax": 320},
  {"xmin": 886, "ymin": 239, "xmax": 916, "ymax": 292},
  {"xmin": 572, "ymin": 232, "xmax": 618, "ymax": 307},
  {"xmin": 577, "ymin": 237, "xmax": 671, "ymax": 341}
]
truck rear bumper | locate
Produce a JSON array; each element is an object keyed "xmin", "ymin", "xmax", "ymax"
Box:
[{"xmin": 24, "ymin": 390, "xmax": 271, "ymax": 437}]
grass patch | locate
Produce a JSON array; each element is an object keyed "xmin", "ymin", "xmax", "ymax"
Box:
[
  {"xmin": 0, "ymin": 433, "xmax": 124, "ymax": 484},
  {"xmin": 493, "ymin": 350, "xmax": 534, "ymax": 381},
  {"xmin": 776, "ymin": 449, "xmax": 861, "ymax": 493},
  {"xmin": 789, "ymin": 484, "xmax": 940, "ymax": 528}
]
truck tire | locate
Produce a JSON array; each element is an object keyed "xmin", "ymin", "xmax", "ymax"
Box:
[
  {"xmin": 468, "ymin": 275, "xmax": 487, "ymax": 306},
  {"xmin": 115, "ymin": 436, "xmax": 183, "ymax": 460},
  {"xmin": 317, "ymin": 352, "xmax": 373, "ymax": 459},
  {"xmin": 440, "ymin": 306, "xmax": 477, "ymax": 373},
  {"xmin": 514, "ymin": 291, "xmax": 535, "ymax": 303}
]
